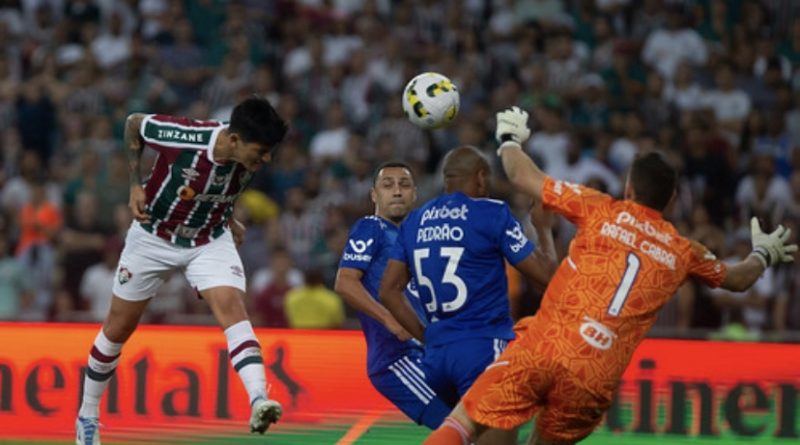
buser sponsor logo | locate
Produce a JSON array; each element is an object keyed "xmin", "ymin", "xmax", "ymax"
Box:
[
  {"xmin": 342, "ymin": 252, "xmax": 372, "ymax": 262},
  {"xmin": 505, "ymin": 223, "xmax": 527, "ymax": 253}
]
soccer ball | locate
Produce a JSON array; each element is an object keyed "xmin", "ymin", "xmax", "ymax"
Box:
[{"xmin": 402, "ymin": 72, "xmax": 459, "ymax": 129}]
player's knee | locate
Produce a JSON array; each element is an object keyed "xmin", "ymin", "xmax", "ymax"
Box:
[
  {"xmin": 103, "ymin": 297, "xmax": 146, "ymax": 342},
  {"xmin": 201, "ymin": 287, "xmax": 248, "ymax": 326},
  {"xmin": 102, "ymin": 317, "xmax": 138, "ymax": 343}
]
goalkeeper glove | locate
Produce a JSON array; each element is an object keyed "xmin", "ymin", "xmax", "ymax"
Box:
[
  {"xmin": 495, "ymin": 106, "xmax": 531, "ymax": 154},
  {"xmin": 750, "ymin": 217, "xmax": 798, "ymax": 267}
]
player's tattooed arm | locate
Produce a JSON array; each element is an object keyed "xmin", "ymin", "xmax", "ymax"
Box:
[
  {"xmin": 125, "ymin": 113, "xmax": 150, "ymax": 223},
  {"xmin": 380, "ymin": 260, "xmax": 425, "ymax": 342},
  {"xmin": 124, "ymin": 113, "xmax": 146, "ymax": 186}
]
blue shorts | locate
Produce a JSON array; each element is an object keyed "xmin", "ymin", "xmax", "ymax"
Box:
[
  {"xmin": 369, "ymin": 350, "xmax": 452, "ymax": 429},
  {"xmin": 422, "ymin": 337, "xmax": 510, "ymax": 407}
]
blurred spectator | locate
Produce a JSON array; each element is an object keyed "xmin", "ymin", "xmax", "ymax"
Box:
[
  {"xmin": 15, "ymin": 80, "xmax": 57, "ymax": 162},
  {"xmin": 753, "ymin": 110, "xmax": 793, "ymax": 178},
  {"xmin": 62, "ymin": 148, "xmax": 101, "ymax": 209},
  {"xmin": 663, "ymin": 61, "xmax": 704, "ymax": 115},
  {"xmin": 250, "ymin": 246, "xmax": 305, "ymax": 298},
  {"xmin": 609, "ymin": 112, "xmax": 648, "ymax": 174},
  {"xmin": 777, "ymin": 171, "xmax": 800, "ymax": 222},
  {"xmin": 366, "ymin": 95, "xmax": 429, "ymax": 167},
  {"xmin": 525, "ymin": 101, "xmax": 569, "ymax": 175},
  {"xmin": 90, "ymin": 10, "xmax": 131, "ymax": 71},
  {"xmin": 95, "ymin": 150, "xmax": 129, "ymax": 231},
  {"xmin": 0, "ymin": 235, "xmax": 32, "ymax": 320},
  {"xmin": 284, "ymin": 269, "xmax": 345, "ymax": 329},
  {"xmin": 601, "ymin": 39, "xmax": 645, "ymax": 106},
  {"xmin": 60, "ymin": 191, "xmax": 106, "ymax": 308},
  {"xmin": 1, "ymin": 150, "xmax": 60, "ymax": 214},
  {"xmin": 251, "ymin": 247, "xmax": 302, "ymax": 328},
  {"xmin": 570, "ymin": 73, "xmax": 610, "ymax": 134},
  {"xmin": 682, "ymin": 119, "xmax": 735, "ymax": 226},
  {"xmin": 278, "ymin": 186, "xmax": 323, "ymax": 270},
  {"xmin": 158, "ymin": 18, "xmax": 208, "ymax": 104},
  {"xmin": 735, "ymin": 154, "xmax": 792, "ymax": 226},
  {"xmin": 641, "ymin": 4, "xmax": 708, "ymax": 81},
  {"xmin": 630, "ymin": 0, "xmax": 665, "ymax": 42},
  {"xmin": 558, "ymin": 133, "xmax": 621, "ymax": 196},
  {"xmin": 310, "ymin": 223, "xmax": 349, "ymax": 287},
  {"xmin": 202, "ymin": 53, "xmax": 250, "ymax": 116},
  {"xmin": 16, "ymin": 180, "xmax": 61, "ymax": 317},
  {"xmin": 78, "ymin": 236, "xmax": 121, "ymax": 321},
  {"xmin": 309, "ymin": 101, "xmax": 350, "ymax": 163},
  {"xmin": 701, "ymin": 60, "xmax": 751, "ymax": 146}
]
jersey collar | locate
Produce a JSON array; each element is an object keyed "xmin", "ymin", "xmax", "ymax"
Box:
[
  {"xmin": 629, "ymin": 200, "xmax": 662, "ymax": 219},
  {"xmin": 207, "ymin": 123, "xmax": 230, "ymax": 166}
]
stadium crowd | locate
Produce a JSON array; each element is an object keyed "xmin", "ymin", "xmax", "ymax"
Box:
[{"xmin": 0, "ymin": 0, "xmax": 799, "ymax": 340}]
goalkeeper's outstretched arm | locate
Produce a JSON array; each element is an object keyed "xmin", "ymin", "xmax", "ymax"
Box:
[
  {"xmin": 722, "ymin": 218, "xmax": 797, "ymax": 292},
  {"xmin": 495, "ymin": 107, "xmax": 548, "ymax": 200}
]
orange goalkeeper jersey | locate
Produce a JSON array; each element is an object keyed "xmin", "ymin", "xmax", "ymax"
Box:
[{"xmin": 533, "ymin": 177, "xmax": 727, "ymax": 395}]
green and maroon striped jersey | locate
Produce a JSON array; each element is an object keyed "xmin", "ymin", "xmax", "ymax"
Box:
[{"xmin": 138, "ymin": 114, "xmax": 253, "ymax": 247}]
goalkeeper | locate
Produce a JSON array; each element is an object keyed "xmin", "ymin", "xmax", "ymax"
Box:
[{"xmin": 423, "ymin": 106, "xmax": 798, "ymax": 445}]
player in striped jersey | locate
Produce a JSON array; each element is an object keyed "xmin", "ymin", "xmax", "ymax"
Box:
[
  {"xmin": 76, "ymin": 97, "xmax": 288, "ymax": 445},
  {"xmin": 335, "ymin": 162, "xmax": 452, "ymax": 429}
]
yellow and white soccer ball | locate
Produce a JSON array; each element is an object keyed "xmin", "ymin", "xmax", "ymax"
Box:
[{"xmin": 402, "ymin": 72, "xmax": 459, "ymax": 129}]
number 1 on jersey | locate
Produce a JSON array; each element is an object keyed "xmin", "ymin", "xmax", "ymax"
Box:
[{"xmin": 607, "ymin": 253, "xmax": 641, "ymax": 316}]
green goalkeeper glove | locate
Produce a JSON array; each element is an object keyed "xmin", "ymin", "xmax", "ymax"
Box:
[{"xmin": 750, "ymin": 217, "xmax": 798, "ymax": 267}]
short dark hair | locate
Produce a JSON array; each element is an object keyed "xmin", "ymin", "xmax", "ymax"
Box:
[
  {"xmin": 629, "ymin": 151, "xmax": 676, "ymax": 211},
  {"xmin": 373, "ymin": 161, "xmax": 415, "ymax": 186},
  {"xmin": 229, "ymin": 96, "xmax": 288, "ymax": 150}
]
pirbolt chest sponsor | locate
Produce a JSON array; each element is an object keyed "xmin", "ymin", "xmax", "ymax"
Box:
[{"xmin": 419, "ymin": 204, "xmax": 469, "ymax": 226}]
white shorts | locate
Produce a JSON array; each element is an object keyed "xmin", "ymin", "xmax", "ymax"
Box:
[{"xmin": 112, "ymin": 223, "xmax": 246, "ymax": 301}]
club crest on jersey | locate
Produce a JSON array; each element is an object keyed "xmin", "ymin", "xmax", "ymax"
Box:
[
  {"xmin": 181, "ymin": 168, "xmax": 200, "ymax": 181},
  {"xmin": 118, "ymin": 266, "xmax": 132, "ymax": 285}
]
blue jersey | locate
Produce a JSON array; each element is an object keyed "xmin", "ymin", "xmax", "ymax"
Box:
[
  {"xmin": 390, "ymin": 192, "xmax": 534, "ymax": 346},
  {"xmin": 339, "ymin": 216, "xmax": 427, "ymax": 375}
]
